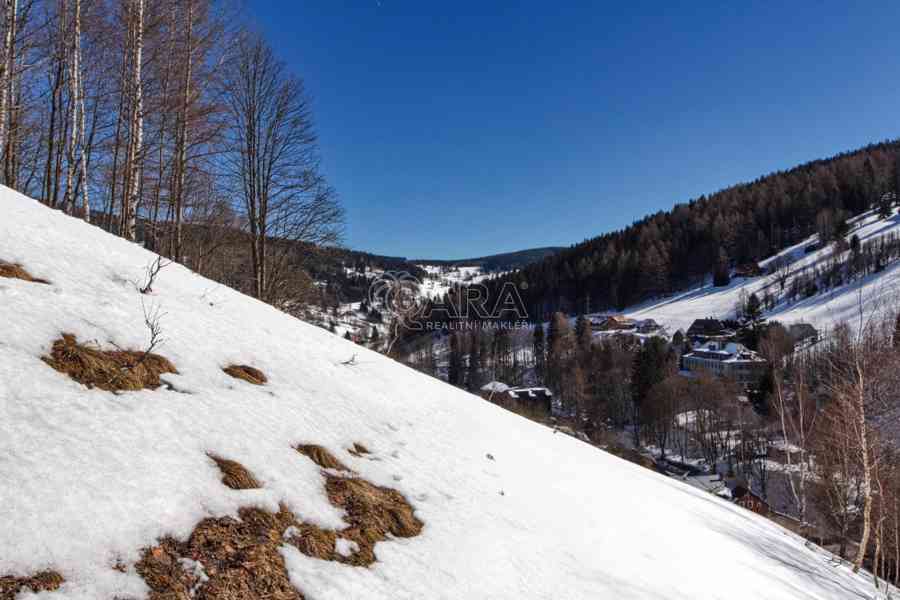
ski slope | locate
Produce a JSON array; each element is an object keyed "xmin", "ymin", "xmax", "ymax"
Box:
[
  {"xmin": 0, "ymin": 188, "xmax": 891, "ymax": 599},
  {"xmin": 625, "ymin": 210, "xmax": 900, "ymax": 335}
]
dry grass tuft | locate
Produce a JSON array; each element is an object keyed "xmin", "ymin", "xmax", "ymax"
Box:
[
  {"xmin": 0, "ymin": 570, "xmax": 64, "ymax": 599},
  {"xmin": 348, "ymin": 442, "xmax": 370, "ymax": 457},
  {"xmin": 295, "ymin": 444, "xmax": 349, "ymax": 472},
  {"xmin": 292, "ymin": 443, "xmax": 423, "ymax": 566},
  {"xmin": 321, "ymin": 475, "xmax": 424, "ymax": 565},
  {"xmin": 208, "ymin": 454, "xmax": 261, "ymax": 490},
  {"xmin": 0, "ymin": 260, "xmax": 49, "ymax": 284},
  {"xmin": 137, "ymin": 505, "xmax": 303, "ymax": 600},
  {"xmin": 223, "ymin": 364, "xmax": 267, "ymax": 385},
  {"xmin": 42, "ymin": 334, "xmax": 177, "ymax": 392},
  {"xmin": 134, "ymin": 444, "xmax": 424, "ymax": 596}
]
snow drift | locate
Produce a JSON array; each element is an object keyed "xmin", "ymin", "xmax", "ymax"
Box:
[{"xmin": 0, "ymin": 188, "xmax": 890, "ymax": 599}]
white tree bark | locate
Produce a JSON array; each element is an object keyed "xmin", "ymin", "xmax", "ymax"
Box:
[
  {"xmin": 124, "ymin": 0, "xmax": 143, "ymax": 241},
  {"xmin": 173, "ymin": 0, "xmax": 193, "ymax": 261},
  {"xmin": 0, "ymin": 0, "xmax": 18, "ymax": 165}
]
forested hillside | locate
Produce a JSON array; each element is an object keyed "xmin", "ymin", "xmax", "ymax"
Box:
[
  {"xmin": 412, "ymin": 246, "xmax": 562, "ymax": 272},
  {"xmin": 487, "ymin": 141, "xmax": 900, "ymax": 320}
]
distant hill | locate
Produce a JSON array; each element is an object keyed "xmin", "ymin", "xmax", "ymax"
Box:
[{"xmin": 413, "ymin": 246, "xmax": 563, "ymax": 272}]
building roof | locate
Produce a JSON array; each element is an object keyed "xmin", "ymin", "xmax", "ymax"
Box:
[
  {"xmin": 684, "ymin": 341, "xmax": 765, "ymax": 363},
  {"xmin": 481, "ymin": 381, "xmax": 510, "ymax": 393},
  {"xmin": 686, "ymin": 318, "xmax": 728, "ymax": 335},
  {"xmin": 508, "ymin": 387, "xmax": 553, "ymax": 399}
]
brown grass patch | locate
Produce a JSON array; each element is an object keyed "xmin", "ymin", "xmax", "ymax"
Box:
[
  {"xmin": 137, "ymin": 505, "xmax": 303, "ymax": 600},
  {"xmin": 135, "ymin": 445, "xmax": 424, "ymax": 597},
  {"xmin": 348, "ymin": 442, "xmax": 370, "ymax": 457},
  {"xmin": 42, "ymin": 334, "xmax": 177, "ymax": 392},
  {"xmin": 0, "ymin": 260, "xmax": 49, "ymax": 284},
  {"xmin": 295, "ymin": 444, "xmax": 349, "ymax": 471},
  {"xmin": 0, "ymin": 571, "xmax": 64, "ymax": 599},
  {"xmin": 319, "ymin": 474, "xmax": 424, "ymax": 565},
  {"xmin": 208, "ymin": 454, "xmax": 261, "ymax": 490},
  {"xmin": 223, "ymin": 365, "xmax": 267, "ymax": 385}
]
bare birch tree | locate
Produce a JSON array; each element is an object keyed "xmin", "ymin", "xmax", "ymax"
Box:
[{"xmin": 221, "ymin": 32, "xmax": 343, "ymax": 302}]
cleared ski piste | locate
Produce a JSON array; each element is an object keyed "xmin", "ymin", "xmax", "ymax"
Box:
[
  {"xmin": 624, "ymin": 209, "xmax": 900, "ymax": 336},
  {"xmin": 0, "ymin": 188, "xmax": 891, "ymax": 598}
]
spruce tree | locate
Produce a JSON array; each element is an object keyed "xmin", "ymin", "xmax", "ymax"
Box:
[
  {"xmin": 630, "ymin": 337, "xmax": 672, "ymax": 445},
  {"xmin": 448, "ymin": 333, "xmax": 464, "ymax": 387},
  {"xmin": 894, "ymin": 313, "xmax": 900, "ymax": 348},
  {"xmin": 713, "ymin": 248, "xmax": 730, "ymax": 287},
  {"xmin": 575, "ymin": 314, "xmax": 592, "ymax": 362},
  {"xmin": 532, "ymin": 324, "xmax": 546, "ymax": 384},
  {"xmin": 466, "ymin": 330, "xmax": 483, "ymax": 391}
]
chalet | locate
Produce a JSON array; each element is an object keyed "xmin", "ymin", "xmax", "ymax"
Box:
[
  {"xmin": 686, "ymin": 318, "xmax": 736, "ymax": 345},
  {"xmin": 788, "ymin": 323, "xmax": 818, "ymax": 347},
  {"xmin": 634, "ymin": 318, "xmax": 661, "ymax": 333},
  {"xmin": 682, "ymin": 341, "xmax": 767, "ymax": 385},
  {"xmin": 591, "ymin": 315, "xmax": 636, "ymax": 331},
  {"xmin": 731, "ymin": 485, "xmax": 770, "ymax": 516}
]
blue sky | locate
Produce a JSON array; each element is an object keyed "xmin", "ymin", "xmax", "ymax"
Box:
[{"xmin": 252, "ymin": 2, "xmax": 900, "ymax": 259}]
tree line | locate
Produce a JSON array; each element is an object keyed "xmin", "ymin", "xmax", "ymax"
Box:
[{"xmin": 0, "ymin": 0, "xmax": 343, "ymax": 310}]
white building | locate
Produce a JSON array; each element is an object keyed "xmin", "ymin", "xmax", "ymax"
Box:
[{"xmin": 682, "ymin": 341, "xmax": 767, "ymax": 384}]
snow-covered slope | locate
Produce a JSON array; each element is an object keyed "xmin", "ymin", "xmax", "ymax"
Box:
[
  {"xmin": 0, "ymin": 188, "xmax": 889, "ymax": 599},
  {"xmin": 625, "ymin": 209, "xmax": 900, "ymax": 334}
]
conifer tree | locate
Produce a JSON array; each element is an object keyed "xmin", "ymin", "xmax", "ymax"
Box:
[
  {"xmin": 466, "ymin": 329, "xmax": 483, "ymax": 391},
  {"xmin": 630, "ymin": 337, "xmax": 672, "ymax": 444},
  {"xmin": 532, "ymin": 324, "xmax": 545, "ymax": 384},
  {"xmin": 575, "ymin": 314, "xmax": 592, "ymax": 365},
  {"xmin": 448, "ymin": 332, "xmax": 464, "ymax": 387},
  {"xmin": 713, "ymin": 248, "xmax": 730, "ymax": 287}
]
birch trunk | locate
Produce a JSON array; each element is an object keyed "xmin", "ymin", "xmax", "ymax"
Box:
[
  {"xmin": 172, "ymin": 0, "xmax": 192, "ymax": 263},
  {"xmin": 853, "ymin": 361, "xmax": 873, "ymax": 573},
  {"xmin": 0, "ymin": 0, "xmax": 16, "ymax": 162},
  {"xmin": 123, "ymin": 0, "xmax": 143, "ymax": 241}
]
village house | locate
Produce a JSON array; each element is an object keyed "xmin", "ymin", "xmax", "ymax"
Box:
[
  {"xmin": 788, "ymin": 322, "xmax": 818, "ymax": 348},
  {"xmin": 590, "ymin": 315, "xmax": 636, "ymax": 331},
  {"xmin": 634, "ymin": 318, "xmax": 661, "ymax": 333},
  {"xmin": 730, "ymin": 483, "xmax": 770, "ymax": 516},
  {"xmin": 686, "ymin": 318, "xmax": 736, "ymax": 345},
  {"xmin": 682, "ymin": 340, "xmax": 767, "ymax": 385}
]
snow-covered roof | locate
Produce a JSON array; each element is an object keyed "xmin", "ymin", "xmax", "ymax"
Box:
[
  {"xmin": 686, "ymin": 341, "xmax": 766, "ymax": 363},
  {"xmin": 481, "ymin": 381, "xmax": 510, "ymax": 393},
  {"xmin": 507, "ymin": 387, "xmax": 552, "ymax": 398}
]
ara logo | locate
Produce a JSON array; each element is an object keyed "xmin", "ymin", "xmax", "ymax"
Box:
[{"xmin": 367, "ymin": 270, "xmax": 529, "ymax": 331}]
